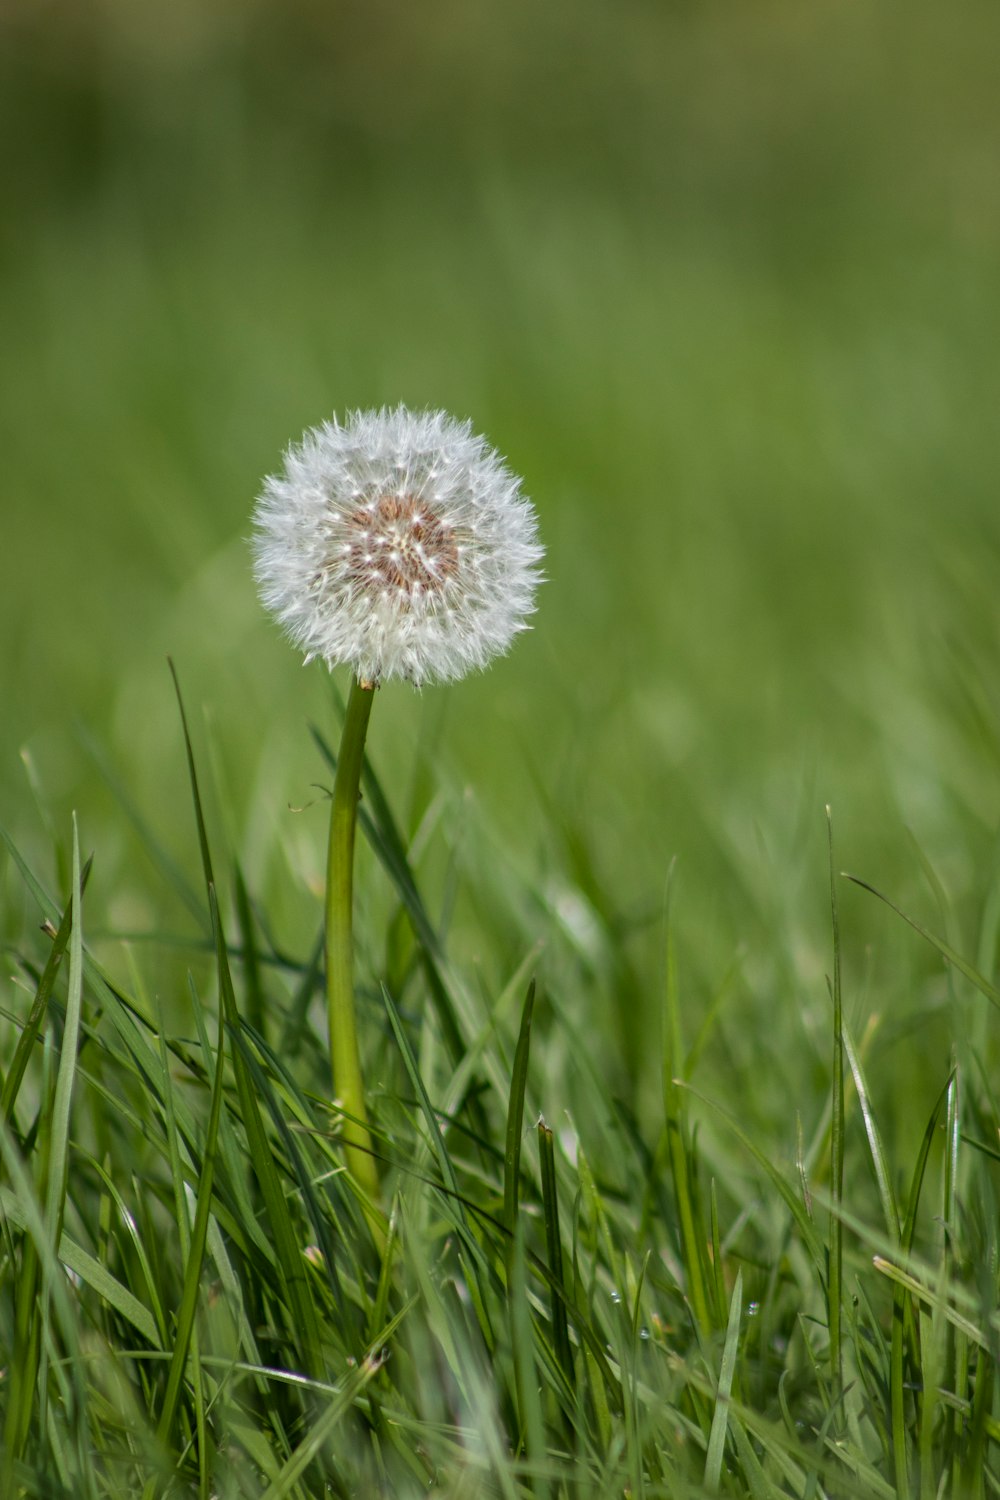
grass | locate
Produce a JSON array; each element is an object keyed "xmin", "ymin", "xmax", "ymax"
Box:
[
  {"xmin": 4, "ymin": 1, "xmax": 1000, "ymax": 1493},
  {"xmin": 2, "ymin": 664, "xmax": 1000, "ymax": 1495}
]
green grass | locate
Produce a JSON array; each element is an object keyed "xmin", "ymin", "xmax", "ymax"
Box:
[
  {"xmin": 4, "ymin": 1, "xmax": 1000, "ymax": 1493},
  {"xmin": 2, "ymin": 669, "xmax": 1000, "ymax": 1495}
]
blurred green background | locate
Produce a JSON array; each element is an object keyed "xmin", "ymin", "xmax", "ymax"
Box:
[{"xmin": 4, "ymin": 0, "xmax": 1000, "ymax": 1132}]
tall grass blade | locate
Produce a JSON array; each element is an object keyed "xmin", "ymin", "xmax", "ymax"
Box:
[
  {"xmin": 679, "ymin": 1080, "xmax": 826, "ymax": 1275},
  {"xmin": 844, "ymin": 874, "xmax": 1000, "ymax": 1011},
  {"xmin": 662, "ymin": 874, "xmax": 713, "ymax": 1339},
  {"xmin": 827, "ymin": 810, "xmax": 844, "ymax": 1393},
  {"xmin": 537, "ymin": 1118, "xmax": 573, "ymax": 1387},
  {"xmin": 234, "ymin": 860, "xmax": 266, "ymax": 1039},
  {"xmin": 170, "ymin": 660, "xmax": 325, "ymax": 1375},
  {"xmin": 504, "ymin": 979, "xmax": 536, "ymax": 1237},
  {"xmin": 842, "ymin": 1022, "xmax": 900, "ymax": 1240},
  {"xmin": 704, "ymin": 1268, "xmax": 742, "ymax": 1492},
  {"xmin": 153, "ymin": 894, "xmax": 227, "ymax": 1457},
  {"xmin": 37, "ymin": 817, "xmax": 86, "ymax": 1470},
  {"xmin": 1, "ymin": 854, "xmax": 91, "ymax": 1126},
  {"xmin": 380, "ymin": 981, "xmax": 494, "ymax": 1353},
  {"xmin": 258, "ymin": 1357, "xmax": 382, "ymax": 1500}
]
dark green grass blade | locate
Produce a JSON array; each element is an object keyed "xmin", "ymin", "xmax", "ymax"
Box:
[
  {"xmin": 933, "ymin": 1066, "xmax": 960, "ymax": 1498},
  {"xmin": 537, "ymin": 1118, "xmax": 574, "ymax": 1388},
  {"xmin": 962, "ymin": 1352, "xmax": 994, "ymax": 1500},
  {"xmin": 171, "ymin": 660, "xmax": 325, "ymax": 1377},
  {"xmin": 369, "ymin": 1192, "xmax": 400, "ymax": 1346},
  {"xmin": 37, "ymin": 817, "xmax": 87, "ymax": 1458},
  {"xmin": 662, "ymin": 879, "xmax": 713, "ymax": 1340},
  {"xmin": 0, "ymin": 1125, "xmax": 98, "ymax": 1499},
  {"xmin": 3, "ymin": 820, "xmax": 225, "ymax": 1214},
  {"xmin": 827, "ymin": 811, "xmax": 844, "ymax": 1393},
  {"xmin": 0, "ymin": 836, "xmax": 205, "ymax": 1157},
  {"xmin": 220, "ymin": 965, "xmax": 327, "ymax": 1380},
  {"xmin": 504, "ymin": 979, "xmax": 536, "ymax": 1237},
  {"xmin": 508, "ymin": 1219, "xmax": 551, "ymax": 1500},
  {"xmin": 844, "ymin": 874, "xmax": 1000, "ymax": 1011},
  {"xmin": 234, "ymin": 860, "xmax": 266, "ymax": 1039},
  {"xmin": 888, "ymin": 1070, "xmax": 955, "ymax": 1500},
  {"xmin": 257, "ymin": 1353, "xmax": 386, "ymax": 1500},
  {"xmin": 153, "ymin": 891, "xmax": 227, "ymax": 1455},
  {"xmin": 1, "ymin": 853, "xmax": 92, "ymax": 1125},
  {"xmin": 709, "ymin": 1179, "xmax": 727, "ymax": 1328},
  {"xmin": 234, "ymin": 1028, "xmax": 358, "ymax": 1328},
  {"xmin": 380, "ymin": 982, "xmax": 464, "ymax": 1213},
  {"xmin": 1, "ymin": 823, "xmax": 94, "ymax": 1493},
  {"xmin": 169, "ymin": 658, "xmax": 218, "ymax": 892},
  {"xmin": 901, "ymin": 1070, "xmax": 956, "ymax": 1256}
]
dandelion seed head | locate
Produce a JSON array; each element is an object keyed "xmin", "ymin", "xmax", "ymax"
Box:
[{"xmin": 253, "ymin": 406, "xmax": 543, "ymax": 685}]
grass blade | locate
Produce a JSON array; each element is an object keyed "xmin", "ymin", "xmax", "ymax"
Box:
[
  {"xmin": 171, "ymin": 661, "xmax": 326, "ymax": 1375},
  {"xmin": 827, "ymin": 810, "xmax": 844, "ymax": 1393},
  {"xmin": 537, "ymin": 1118, "xmax": 573, "ymax": 1388},
  {"xmin": 1, "ymin": 855, "xmax": 92, "ymax": 1126},
  {"xmin": 504, "ymin": 979, "xmax": 536, "ymax": 1237},
  {"xmin": 153, "ymin": 892, "xmax": 227, "ymax": 1455},
  {"xmin": 844, "ymin": 874, "xmax": 1000, "ymax": 1011},
  {"xmin": 705, "ymin": 1268, "xmax": 743, "ymax": 1492},
  {"xmin": 662, "ymin": 874, "xmax": 713, "ymax": 1339}
]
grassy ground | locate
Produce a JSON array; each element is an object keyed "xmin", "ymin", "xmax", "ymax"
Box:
[{"xmin": 3, "ymin": 2, "xmax": 1000, "ymax": 1494}]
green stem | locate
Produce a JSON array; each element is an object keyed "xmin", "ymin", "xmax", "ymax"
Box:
[{"xmin": 326, "ymin": 675, "xmax": 381, "ymax": 1212}]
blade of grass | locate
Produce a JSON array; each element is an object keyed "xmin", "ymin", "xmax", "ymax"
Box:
[
  {"xmin": 380, "ymin": 981, "xmax": 494, "ymax": 1352},
  {"xmin": 170, "ymin": 660, "xmax": 326, "ymax": 1375},
  {"xmin": 842, "ymin": 1022, "xmax": 900, "ymax": 1241},
  {"xmin": 874, "ymin": 1259, "xmax": 988, "ymax": 1348},
  {"xmin": 257, "ymin": 1354, "xmax": 383, "ymax": 1500},
  {"xmin": 508, "ymin": 1219, "xmax": 551, "ymax": 1500},
  {"xmin": 234, "ymin": 861, "xmax": 265, "ymax": 1040},
  {"xmin": 844, "ymin": 874, "xmax": 1000, "ymax": 1011},
  {"xmin": 504, "ymin": 979, "xmax": 536, "ymax": 1238},
  {"xmin": 151, "ymin": 900, "xmax": 227, "ymax": 1462},
  {"xmin": 942, "ymin": 1065, "xmax": 962, "ymax": 1494},
  {"xmin": 537, "ymin": 1118, "xmax": 573, "ymax": 1389},
  {"xmin": 678, "ymin": 1080, "xmax": 826, "ymax": 1276},
  {"xmin": 1, "ymin": 855, "xmax": 92, "ymax": 1126},
  {"xmin": 37, "ymin": 817, "xmax": 86, "ymax": 1464},
  {"xmin": 0, "ymin": 1183, "xmax": 159, "ymax": 1343},
  {"xmin": 311, "ymin": 721, "xmax": 465, "ymax": 1062},
  {"xmin": 704, "ymin": 1268, "xmax": 743, "ymax": 1491},
  {"xmin": 662, "ymin": 873, "xmax": 713, "ymax": 1340},
  {"xmin": 827, "ymin": 811, "xmax": 844, "ymax": 1395}
]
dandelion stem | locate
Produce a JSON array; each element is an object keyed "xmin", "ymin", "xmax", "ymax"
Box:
[{"xmin": 326, "ymin": 674, "xmax": 381, "ymax": 1212}]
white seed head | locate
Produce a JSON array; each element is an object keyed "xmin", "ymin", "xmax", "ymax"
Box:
[{"xmin": 252, "ymin": 407, "xmax": 544, "ymax": 685}]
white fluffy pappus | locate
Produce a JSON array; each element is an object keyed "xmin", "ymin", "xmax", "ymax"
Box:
[{"xmin": 253, "ymin": 407, "xmax": 544, "ymax": 686}]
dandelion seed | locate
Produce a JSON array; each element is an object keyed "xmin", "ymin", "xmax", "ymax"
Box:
[{"xmin": 252, "ymin": 406, "xmax": 543, "ymax": 686}]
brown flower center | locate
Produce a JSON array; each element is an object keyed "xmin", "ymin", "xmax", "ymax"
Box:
[{"xmin": 344, "ymin": 493, "xmax": 459, "ymax": 596}]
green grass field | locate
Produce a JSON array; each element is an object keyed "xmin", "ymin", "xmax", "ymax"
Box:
[{"xmin": 3, "ymin": 3, "xmax": 1000, "ymax": 1494}]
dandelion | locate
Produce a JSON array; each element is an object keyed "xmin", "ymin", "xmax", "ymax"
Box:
[
  {"xmin": 252, "ymin": 406, "xmax": 543, "ymax": 687},
  {"xmin": 252, "ymin": 407, "xmax": 542, "ymax": 1219}
]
